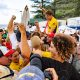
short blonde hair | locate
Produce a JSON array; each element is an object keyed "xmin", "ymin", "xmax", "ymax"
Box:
[{"xmin": 31, "ymin": 36, "xmax": 41, "ymax": 49}]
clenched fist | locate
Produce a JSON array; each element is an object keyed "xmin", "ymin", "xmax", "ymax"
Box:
[{"xmin": 12, "ymin": 15, "xmax": 16, "ymax": 20}]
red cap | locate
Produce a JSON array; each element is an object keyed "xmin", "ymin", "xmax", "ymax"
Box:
[{"xmin": 4, "ymin": 49, "xmax": 15, "ymax": 57}]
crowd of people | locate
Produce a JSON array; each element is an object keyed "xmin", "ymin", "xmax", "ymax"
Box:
[{"xmin": 0, "ymin": 5, "xmax": 80, "ymax": 80}]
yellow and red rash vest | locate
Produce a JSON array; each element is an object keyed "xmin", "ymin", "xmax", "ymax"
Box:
[{"xmin": 44, "ymin": 17, "xmax": 58, "ymax": 37}]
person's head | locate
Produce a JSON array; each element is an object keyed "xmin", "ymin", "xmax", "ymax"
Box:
[
  {"xmin": 0, "ymin": 46, "xmax": 20, "ymax": 63},
  {"xmin": 0, "ymin": 47, "xmax": 11, "ymax": 66},
  {"xmin": 71, "ymin": 33, "xmax": 79, "ymax": 42},
  {"xmin": 8, "ymin": 50, "xmax": 20, "ymax": 63},
  {"xmin": 34, "ymin": 20, "xmax": 39, "ymax": 27},
  {"xmin": 49, "ymin": 33, "xmax": 77, "ymax": 61},
  {"xmin": 0, "ymin": 29, "xmax": 3, "ymax": 34},
  {"xmin": 45, "ymin": 10, "xmax": 53, "ymax": 20},
  {"xmin": 31, "ymin": 36, "xmax": 41, "ymax": 49}
]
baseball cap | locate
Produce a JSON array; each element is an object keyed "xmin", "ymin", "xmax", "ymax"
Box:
[
  {"xmin": 0, "ymin": 46, "xmax": 15, "ymax": 57},
  {"xmin": 16, "ymin": 66, "xmax": 45, "ymax": 80}
]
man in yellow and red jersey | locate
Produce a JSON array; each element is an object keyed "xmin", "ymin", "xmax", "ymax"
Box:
[{"xmin": 44, "ymin": 10, "xmax": 58, "ymax": 37}]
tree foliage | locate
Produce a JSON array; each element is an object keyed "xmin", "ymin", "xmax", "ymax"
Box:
[
  {"xmin": 30, "ymin": 0, "xmax": 51, "ymax": 19},
  {"xmin": 52, "ymin": 0, "xmax": 80, "ymax": 19},
  {"xmin": 30, "ymin": 0, "xmax": 80, "ymax": 19}
]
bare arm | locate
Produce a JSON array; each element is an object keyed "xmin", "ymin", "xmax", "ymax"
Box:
[
  {"xmin": 7, "ymin": 15, "xmax": 16, "ymax": 34},
  {"xmin": 7, "ymin": 16, "xmax": 19, "ymax": 49},
  {"xmin": 18, "ymin": 23, "xmax": 31, "ymax": 59},
  {"xmin": 42, "ymin": 8, "xmax": 47, "ymax": 14},
  {"xmin": 39, "ymin": 5, "xmax": 47, "ymax": 15}
]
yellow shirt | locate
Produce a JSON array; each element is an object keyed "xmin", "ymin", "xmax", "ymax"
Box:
[
  {"xmin": 10, "ymin": 57, "xmax": 24, "ymax": 72},
  {"xmin": 46, "ymin": 17, "xmax": 58, "ymax": 34},
  {"xmin": 42, "ymin": 51, "xmax": 52, "ymax": 58},
  {"xmin": 27, "ymin": 51, "xmax": 52, "ymax": 66},
  {"xmin": 32, "ymin": 51, "xmax": 52, "ymax": 58}
]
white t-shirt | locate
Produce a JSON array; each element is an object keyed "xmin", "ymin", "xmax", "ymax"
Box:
[
  {"xmin": 9, "ymin": 33, "xmax": 19, "ymax": 49},
  {"xmin": 9, "ymin": 33, "xmax": 32, "ymax": 50}
]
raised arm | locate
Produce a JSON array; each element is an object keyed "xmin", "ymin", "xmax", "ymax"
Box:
[
  {"xmin": 7, "ymin": 15, "xmax": 16, "ymax": 33},
  {"xmin": 7, "ymin": 16, "xmax": 19, "ymax": 49},
  {"xmin": 18, "ymin": 23, "xmax": 31, "ymax": 59},
  {"xmin": 39, "ymin": 5, "xmax": 47, "ymax": 15}
]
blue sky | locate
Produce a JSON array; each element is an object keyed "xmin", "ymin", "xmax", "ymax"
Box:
[{"xmin": 0, "ymin": 0, "xmax": 33, "ymax": 24}]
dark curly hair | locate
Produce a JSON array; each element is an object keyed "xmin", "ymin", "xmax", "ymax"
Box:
[{"xmin": 52, "ymin": 33, "xmax": 77, "ymax": 60}]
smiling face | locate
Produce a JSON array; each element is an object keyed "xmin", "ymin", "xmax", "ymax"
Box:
[
  {"xmin": 48, "ymin": 42, "xmax": 58, "ymax": 58},
  {"xmin": 45, "ymin": 14, "xmax": 52, "ymax": 21},
  {"xmin": 8, "ymin": 51, "xmax": 20, "ymax": 63},
  {"xmin": 12, "ymin": 51, "xmax": 20, "ymax": 63},
  {"xmin": 49, "ymin": 33, "xmax": 77, "ymax": 61}
]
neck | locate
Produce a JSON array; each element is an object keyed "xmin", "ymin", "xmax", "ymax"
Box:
[
  {"xmin": 36, "ymin": 25, "xmax": 39, "ymax": 28},
  {"xmin": 52, "ymin": 54, "xmax": 64, "ymax": 63},
  {"xmin": 34, "ymin": 46, "xmax": 41, "ymax": 50}
]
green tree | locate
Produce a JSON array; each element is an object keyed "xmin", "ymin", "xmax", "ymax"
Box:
[
  {"xmin": 30, "ymin": 0, "xmax": 51, "ymax": 19},
  {"xmin": 49, "ymin": 0, "xmax": 78, "ymax": 19},
  {"xmin": 75, "ymin": 0, "xmax": 80, "ymax": 16}
]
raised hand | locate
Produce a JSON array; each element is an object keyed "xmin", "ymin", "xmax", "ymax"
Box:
[
  {"xmin": 18, "ymin": 23, "xmax": 26, "ymax": 33},
  {"xmin": 7, "ymin": 15, "xmax": 16, "ymax": 33},
  {"xmin": 11, "ymin": 15, "xmax": 16, "ymax": 20}
]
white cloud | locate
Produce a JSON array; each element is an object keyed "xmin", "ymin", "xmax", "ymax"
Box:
[
  {"xmin": 0, "ymin": 0, "xmax": 53, "ymax": 24},
  {"xmin": 0, "ymin": 0, "xmax": 32, "ymax": 24}
]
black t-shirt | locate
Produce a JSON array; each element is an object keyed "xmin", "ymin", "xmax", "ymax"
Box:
[{"xmin": 42, "ymin": 57, "xmax": 80, "ymax": 80}]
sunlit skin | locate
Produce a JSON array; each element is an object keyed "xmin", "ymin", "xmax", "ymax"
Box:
[
  {"xmin": 48, "ymin": 42, "xmax": 64, "ymax": 63},
  {"xmin": 34, "ymin": 21, "xmax": 39, "ymax": 27},
  {"xmin": 45, "ymin": 14, "xmax": 53, "ymax": 21},
  {"xmin": 8, "ymin": 51, "xmax": 19, "ymax": 63},
  {"xmin": 0, "ymin": 56, "xmax": 10, "ymax": 66}
]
